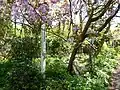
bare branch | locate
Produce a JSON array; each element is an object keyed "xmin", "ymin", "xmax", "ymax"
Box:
[
  {"xmin": 97, "ymin": 4, "xmax": 120, "ymax": 32},
  {"xmin": 91, "ymin": 0, "xmax": 113, "ymax": 22},
  {"xmin": 48, "ymin": 29, "xmax": 68, "ymax": 42}
]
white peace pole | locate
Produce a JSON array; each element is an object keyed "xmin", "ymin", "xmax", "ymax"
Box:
[{"xmin": 41, "ymin": 23, "xmax": 46, "ymax": 78}]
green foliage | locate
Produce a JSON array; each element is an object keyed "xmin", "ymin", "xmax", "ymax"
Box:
[
  {"xmin": 10, "ymin": 37, "xmax": 40, "ymax": 60},
  {"xmin": 0, "ymin": 59, "xmax": 12, "ymax": 89},
  {"xmin": 5, "ymin": 37, "xmax": 42, "ymax": 90},
  {"xmin": 0, "ymin": 45, "xmax": 119, "ymax": 90},
  {"xmin": 39, "ymin": 47, "xmax": 118, "ymax": 90},
  {"xmin": 0, "ymin": 19, "xmax": 119, "ymax": 90},
  {"xmin": 115, "ymin": 46, "xmax": 120, "ymax": 55},
  {"xmin": 93, "ymin": 46, "xmax": 118, "ymax": 89},
  {"xmin": 45, "ymin": 58, "xmax": 86, "ymax": 90},
  {"xmin": 47, "ymin": 36, "xmax": 70, "ymax": 57},
  {"xmin": 8, "ymin": 64, "xmax": 42, "ymax": 90}
]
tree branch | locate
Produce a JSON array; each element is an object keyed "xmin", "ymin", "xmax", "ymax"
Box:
[
  {"xmin": 67, "ymin": 0, "xmax": 73, "ymax": 39},
  {"xmin": 97, "ymin": 4, "xmax": 120, "ymax": 32},
  {"xmin": 91, "ymin": 0, "xmax": 113, "ymax": 22},
  {"xmin": 82, "ymin": 8, "xmax": 94, "ymax": 38}
]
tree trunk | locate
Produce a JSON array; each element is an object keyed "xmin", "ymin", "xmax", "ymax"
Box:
[{"xmin": 67, "ymin": 42, "xmax": 81, "ymax": 74}]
